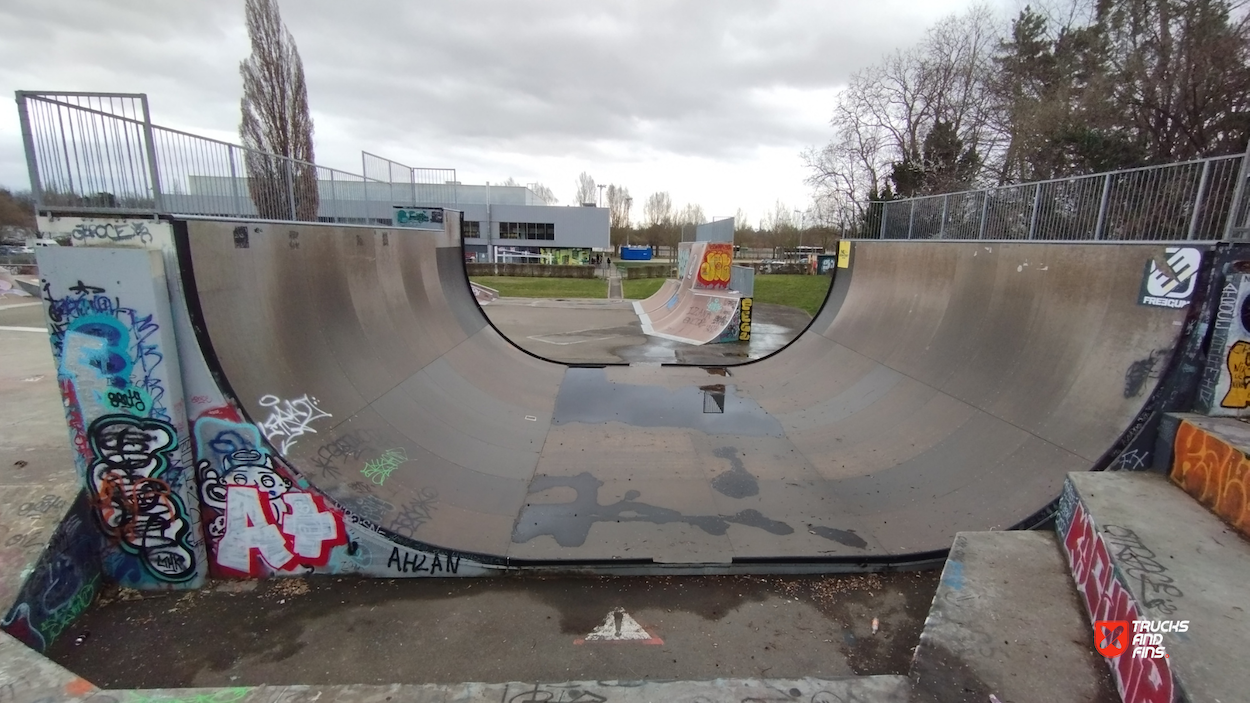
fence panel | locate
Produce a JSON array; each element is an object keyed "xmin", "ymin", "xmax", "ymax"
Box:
[{"xmin": 858, "ymin": 153, "xmax": 1246, "ymax": 241}]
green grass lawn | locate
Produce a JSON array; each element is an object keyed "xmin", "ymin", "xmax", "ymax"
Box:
[
  {"xmin": 469, "ymin": 276, "xmax": 606, "ymax": 299},
  {"xmin": 622, "ymin": 278, "xmax": 667, "ymax": 300},
  {"xmin": 751, "ymin": 274, "xmax": 833, "ymax": 317}
]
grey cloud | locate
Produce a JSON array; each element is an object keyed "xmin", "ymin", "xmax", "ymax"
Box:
[{"xmin": 0, "ymin": 0, "xmax": 972, "ymax": 191}]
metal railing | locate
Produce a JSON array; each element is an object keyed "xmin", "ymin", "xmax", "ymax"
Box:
[
  {"xmin": 361, "ymin": 152, "xmax": 458, "ymax": 206},
  {"xmin": 858, "ymin": 149, "xmax": 1250, "ymax": 241},
  {"xmin": 16, "ymin": 90, "xmax": 420, "ymax": 224}
]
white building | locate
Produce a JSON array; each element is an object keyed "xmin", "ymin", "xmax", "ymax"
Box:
[{"xmin": 169, "ymin": 177, "xmax": 609, "ymax": 263}]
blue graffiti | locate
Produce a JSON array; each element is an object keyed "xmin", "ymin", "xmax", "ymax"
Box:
[
  {"xmin": 47, "ymin": 280, "xmax": 170, "ymax": 422},
  {"xmin": 65, "ymin": 314, "xmax": 133, "ymax": 388}
]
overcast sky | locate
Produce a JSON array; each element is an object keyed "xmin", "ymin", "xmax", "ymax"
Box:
[{"xmin": 0, "ymin": 0, "xmax": 1011, "ymax": 226}]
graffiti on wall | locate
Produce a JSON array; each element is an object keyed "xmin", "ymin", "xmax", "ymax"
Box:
[
  {"xmin": 194, "ymin": 413, "xmax": 346, "ymax": 577},
  {"xmin": 86, "ymin": 415, "xmax": 196, "ymax": 582},
  {"xmin": 1, "ymin": 495, "xmax": 103, "ymax": 652},
  {"xmin": 310, "ymin": 429, "xmax": 382, "ymax": 480},
  {"xmin": 1171, "ymin": 420, "xmax": 1250, "ymax": 537},
  {"xmin": 1061, "ymin": 499, "xmax": 1174, "ymax": 703},
  {"xmin": 361, "ymin": 448, "xmax": 407, "ymax": 486},
  {"xmin": 42, "ymin": 267, "xmax": 199, "ymax": 586},
  {"xmin": 681, "ymin": 296, "xmax": 735, "ymax": 337},
  {"xmin": 258, "ymin": 394, "xmax": 331, "ymax": 452},
  {"xmin": 68, "ymin": 221, "xmax": 154, "ymax": 245},
  {"xmin": 696, "ymin": 243, "xmax": 733, "ymax": 289}
]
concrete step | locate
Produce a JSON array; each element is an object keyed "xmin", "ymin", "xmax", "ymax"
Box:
[
  {"xmin": 1059, "ymin": 471, "xmax": 1250, "ymax": 703},
  {"xmin": 909, "ymin": 531, "xmax": 1117, "ymax": 703},
  {"xmin": 1157, "ymin": 412, "xmax": 1250, "ymax": 539}
]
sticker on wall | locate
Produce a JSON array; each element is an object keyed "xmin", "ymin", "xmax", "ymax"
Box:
[
  {"xmin": 393, "ymin": 207, "xmax": 444, "ymax": 230},
  {"xmin": 1139, "ymin": 247, "xmax": 1200, "ymax": 308},
  {"xmin": 837, "ymin": 240, "xmax": 851, "ymax": 268},
  {"xmin": 1221, "ymin": 340, "xmax": 1250, "ymax": 408}
]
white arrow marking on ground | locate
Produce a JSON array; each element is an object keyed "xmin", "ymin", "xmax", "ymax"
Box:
[{"xmin": 574, "ymin": 607, "xmax": 664, "ymax": 645}]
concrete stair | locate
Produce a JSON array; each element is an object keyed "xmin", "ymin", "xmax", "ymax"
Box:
[
  {"xmin": 909, "ymin": 531, "xmax": 1118, "ymax": 703},
  {"xmin": 1058, "ymin": 470, "xmax": 1250, "ymax": 703}
]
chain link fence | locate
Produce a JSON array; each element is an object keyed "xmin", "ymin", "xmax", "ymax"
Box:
[{"xmin": 859, "ymin": 151, "xmax": 1250, "ymax": 241}]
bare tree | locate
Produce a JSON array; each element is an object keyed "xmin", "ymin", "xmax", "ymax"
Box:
[
  {"xmin": 0, "ymin": 189, "xmax": 36, "ymax": 243},
  {"xmin": 805, "ymin": 5, "xmax": 1003, "ymax": 219},
  {"xmin": 643, "ymin": 191, "xmax": 673, "ymax": 227},
  {"xmin": 676, "ymin": 203, "xmax": 706, "ymax": 225},
  {"xmin": 575, "ymin": 172, "xmax": 597, "ymax": 205},
  {"xmin": 733, "ymin": 208, "xmax": 752, "ymax": 232},
  {"xmin": 239, "ymin": 0, "xmax": 318, "ymax": 221},
  {"xmin": 528, "ymin": 182, "xmax": 557, "ymax": 205},
  {"xmin": 606, "ymin": 184, "xmax": 632, "ymax": 228}
]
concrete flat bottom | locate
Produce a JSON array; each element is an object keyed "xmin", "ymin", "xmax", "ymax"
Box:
[{"xmin": 481, "ymin": 297, "xmax": 809, "ymax": 365}]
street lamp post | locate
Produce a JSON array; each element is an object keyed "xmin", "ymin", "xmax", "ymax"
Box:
[
  {"xmin": 598, "ymin": 184, "xmax": 606, "ymax": 208},
  {"xmin": 625, "ymin": 196, "xmax": 633, "ymax": 246},
  {"xmin": 793, "ymin": 209, "xmax": 804, "ymax": 254}
]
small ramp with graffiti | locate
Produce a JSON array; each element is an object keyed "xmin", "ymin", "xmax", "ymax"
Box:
[{"xmin": 633, "ymin": 241, "xmax": 750, "ymax": 345}]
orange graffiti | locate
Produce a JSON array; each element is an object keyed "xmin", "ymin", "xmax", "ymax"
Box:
[
  {"xmin": 1172, "ymin": 420, "xmax": 1250, "ymax": 538},
  {"xmin": 64, "ymin": 678, "xmax": 96, "ymax": 697},
  {"xmin": 697, "ymin": 243, "xmax": 733, "ymax": 289}
]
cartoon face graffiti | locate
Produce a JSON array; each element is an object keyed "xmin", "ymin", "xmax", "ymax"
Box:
[
  {"xmin": 223, "ymin": 450, "xmax": 291, "ymax": 500},
  {"xmin": 197, "ymin": 449, "xmax": 291, "ymax": 537}
]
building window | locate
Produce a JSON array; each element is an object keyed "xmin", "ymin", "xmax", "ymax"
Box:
[
  {"xmin": 463, "ymin": 221, "xmax": 480, "ymax": 238},
  {"xmin": 498, "ymin": 222, "xmax": 554, "ymax": 240}
]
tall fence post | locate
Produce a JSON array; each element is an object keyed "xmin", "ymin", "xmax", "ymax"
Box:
[
  {"xmin": 1224, "ymin": 142, "xmax": 1250, "ymax": 240},
  {"xmin": 1093, "ymin": 174, "xmax": 1112, "ymax": 240},
  {"xmin": 15, "ymin": 92, "xmax": 45, "ymax": 211},
  {"xmin": 1187, "ymin": 159, "xmax": 1212, "ymax": 241},
  {"xmin": 361, "ymin": 154, "xmax": 371, "ymax": 225},
  {"xmin": 977, "ymin": 189, "xmax": 990, "ymax": 240},
  {"xmin": 939, "ymin": 194, "xmax": 949, "ymax": 240},
  {"xmin": 907, "ymin": 200, "xmax": 916, "ymax": 240},
  {"xmin": 1027, "ymin": 183, "xmax": 1042, "ymax": 240},
  {"xmin": 879, "ymin": 201, "xmax": 888, "ymax": 239},
  {"xmin": 285, "ymin": 159, "xmax": 296, "ymax": 221},
  {"xmin": 228, "ymin": 145, "xmax": 243, "ymax": 217},
  {"xmin": 139, "ymin": 94, "xmax": 164, "ymax": 211}
]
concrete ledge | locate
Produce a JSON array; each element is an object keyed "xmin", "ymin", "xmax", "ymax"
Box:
[
  {"xmin": 0, "ymin": 669, "xmax": 913, "ymax": 703},
  {"xmin": 910, "ymin": 531, "xmax": 1116, "ymax": 703},
  {"xmin": 1061, "ymin": 471, "xmax": 1250, "ymax": 703},
  {"xmin": 1165, "ymin": 413, "xmax": 1250, "ymax": 538},
  {"xmin": 0, "ymin": 631, "xmax": 97, "ymax": 702}
]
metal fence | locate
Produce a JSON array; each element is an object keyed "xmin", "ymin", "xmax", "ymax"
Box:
[
  {"xmin": 860, "ymin": 150, "xmax": 1250, "ymax": 241},
  {"xmin": 15, "ymin": 90, "xmax": 447, "ymax": 225},
  {"xmin": 361, "ymin": 152, "xmax": 458, "ymax": 206}
]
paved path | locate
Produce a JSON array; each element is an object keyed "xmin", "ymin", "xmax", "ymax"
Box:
[{"xmin": 607, "ymin": 264, "xmax": 622, "ymax": 300}]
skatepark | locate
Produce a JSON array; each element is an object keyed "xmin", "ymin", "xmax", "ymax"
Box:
[{"xmin": 2, "ymin": 92, "xmax": 1250, "ymax": 702}]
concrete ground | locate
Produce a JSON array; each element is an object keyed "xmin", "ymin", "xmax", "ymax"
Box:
[
  {"xmin": 482, "ymin": 298, "xmax": 811, "ymax": 365},
  {"xmin": 47, "ymin": 571, "xmax": 940, "ymax": 690},
  {"xmin": 0, "ymin": 300, "xmax": 80, "ymax": 614}
]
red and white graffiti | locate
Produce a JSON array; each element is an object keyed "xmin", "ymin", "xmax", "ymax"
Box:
[
  {"xmin": 1063, "ymin": 502, "xmax": 1174, "ymax": 703},
  {"xmin": 216, "ymin": 486, "xmax": 346, "ymax": 577}
]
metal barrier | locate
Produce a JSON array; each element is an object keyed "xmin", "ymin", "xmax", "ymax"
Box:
[
  {"xmin": 16, "ymin": 91, "xmax": 406, "ymax": 224},
  {"xmin": 361, "ymin": 152, "xmax": 458, "ymax": 207},
  {"xmin": 859, "ymin": 150, "xmax": 1250, "ymax": 241}
]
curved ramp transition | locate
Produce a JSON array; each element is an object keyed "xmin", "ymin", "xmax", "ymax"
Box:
[{"xmin": 179, "ymin": 218, "xmax": 1195, "ymax": 565}]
